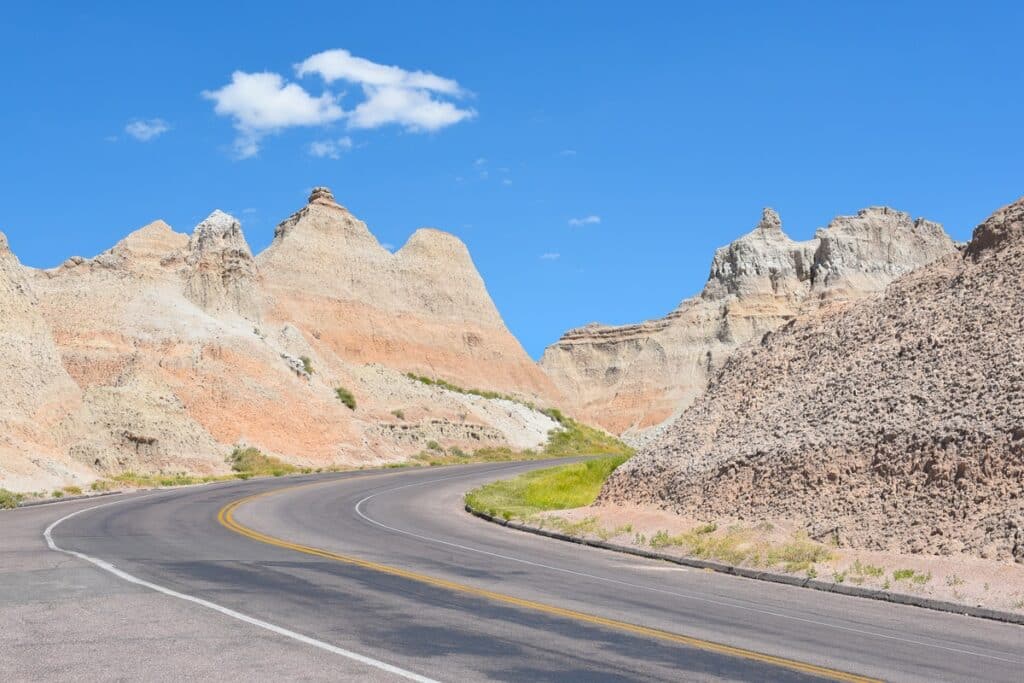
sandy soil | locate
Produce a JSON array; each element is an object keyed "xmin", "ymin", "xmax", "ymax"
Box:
[{"xmin": 539, "ymin": 503, "xmax": 1024, "ymax": 615}]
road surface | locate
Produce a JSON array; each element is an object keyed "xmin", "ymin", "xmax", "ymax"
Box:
[{"xmin": 2, "ymin": 460, "xmax": 1021, "ymax": 681}]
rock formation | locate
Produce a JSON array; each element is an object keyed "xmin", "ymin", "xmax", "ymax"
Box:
[
  {"xmin": 600, "ymin": 197, "xmax": 1024, "ymax": 562},
  {"xmin": 185, "ymin": 210, "xmax": 260, "ymax": 319},
  {"xmin": 258, "ymin": 187, "xmax": 560, "ymax": 399},
  {"xmin": 2, "ymin": 188, "xmax": 563, "ymax": 491},
  {"xmin": 540, "ymin": 207, "xmax": 956, "ymax": 439},
  {"xmin": 0, "ymin": 232, "xmax": 89, "ymax": 490}
]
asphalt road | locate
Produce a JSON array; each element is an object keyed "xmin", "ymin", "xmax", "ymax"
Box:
[{"xmin": 3, "ymin": 460, "xmax": 1022, "ymax": 681}]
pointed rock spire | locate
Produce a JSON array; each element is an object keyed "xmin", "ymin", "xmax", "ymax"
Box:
[
  {"xmin": 185, "ymin": 210, "xmax": 260, "ymax": 319},
  {"xmin": 756, "ymin": 207, "xmax": 783, "ymax": 233}
]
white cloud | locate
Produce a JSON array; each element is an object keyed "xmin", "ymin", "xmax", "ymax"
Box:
[
  {"xmin": 348, "ymin": 85, "xmax": 473, "ymax": 131},
  {"xmin": 568, "ymin": 215, "xmax": 601, "ymax": 227},
  {"xmin": 206, "ymin": 50, "xmax": 473, "ymax": 158},
  {"xmin": 381, "ymin": 242, "xmax": 395, "ymax": 251},
  {"xmin": 202, "ymin": 71, "xmax": 344, "ymax": 158},
  {"xmin": 125, "ymin": 118, "xmax": 170, "ymax": 141},
  {"xmin": 297, "ymin": 49, "xmax": 462, "ymax": 95},
  {"xmin": 298, "ymin": 49, "xmax": 474, "ymax": 132},
  {"xmin": 540, "ymin": 252, "xmax": 560, "ymax": 260},
  {"xmin": 559, "ymin": 149, "xmax": 577, "ymax": 156},
  {"xmin": 474, "ymin": 157, "xmax": 487, "ymax": 166},
  {"xmin": 502, "ymin": 179, "xmax": 513, "ymax": 186},
  {"xmin": 309, "ymin": 136, "xmax": 353, "ymax": 159}
]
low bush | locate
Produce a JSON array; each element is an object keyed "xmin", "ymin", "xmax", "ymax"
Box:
[
  {"xmin": 0, "ymin": 489, "xmax": 22, "ymax": 509},
  {"xmin": 334, "ymin": 387, "xmax": 356, "ymax": 410},
  {"xmin": 228, "ymin": 446, "xmax": 298, "ymax": 476}
]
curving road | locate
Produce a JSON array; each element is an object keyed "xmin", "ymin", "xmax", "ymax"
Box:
[{"xmin": 3, "ymin": 460, "xmax": 1022, "ymax": 682}]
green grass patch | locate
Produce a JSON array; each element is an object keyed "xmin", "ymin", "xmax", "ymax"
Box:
[
  {"xmin": 851, "ymin": 559, "xmax": 884, "ymax": 578},
  {"xmin": 334, "ymin": 386, "xmax": 356, "ymax": 410},
  {"xmin": 300, "ymin": 355, "xmax": 314, "ymax": 375},
  {"xmin": 464, "ymin": 455, "xmax": 629, "ymax": 519},
  {"xmin": 539, "ymin": 410, "xmax": 633, "ymax": 458},
  {"xmin": 893, "ymin": 568, "xmax": 931, "ymax": 584},
  {"xmin": 623, "ymin": 524, "xmax": 831, "ymax": 571},
  {"xmin": 405, "ymin": 373, "xmax": 527, "ymax": 405},
  {"xmin": 405, "ymin": 374, "xmax": 632, "ymax": 461}
]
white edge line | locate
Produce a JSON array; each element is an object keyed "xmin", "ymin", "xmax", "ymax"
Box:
[
  {"xmin": 44, "ymin": 496, "xmax": 438, "ymax": 683},
  {"xmin": 346, "ymin": 466, "xmax": 1024, "ymax": 666}
]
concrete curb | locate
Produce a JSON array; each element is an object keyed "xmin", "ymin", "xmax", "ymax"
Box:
[
  {"xmin": 13, "ymin": 490, "xmax": 127, "ymax": 508},
  {"xmin": 465, "ymin": 505, "xmax": 1024, "ymax": 626}
]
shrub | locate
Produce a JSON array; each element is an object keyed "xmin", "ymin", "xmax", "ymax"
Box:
[
  {"xmin": 334, "ymin": 387, "xmax": 356, "ymax": 410},
  {"xmin": 426, "ymin": 440, "xmax": 442, "ymax": 452},
  {"xmin": 851, "ymin": 559, "xmax": 884, "ymax": 578},
  {"xmin": 52, "ymin": 490, "xmax": 64, "ymax": 498},
  {"xmin": 0, "ymin": 489, "xmax": 22, "ymax": 509},
  {"xmin": 90, "ymin": 480, "xmax": 115, "ymax": 492},
  {"xmin": 391, "ymin": 409, "xmax": 405, "ymax": 420},
  {"xmin": 650, "ymin": 530, "xmax": 676, "ymax": 548},
  {"xmin": 300, "ymin": 356, "xmax": 314, "ymax": 375},
  {"xmin": 63, "ymin": 486, "xmax": 83, "ymax": 496},
  {"xmin": 228, "ymin": 446, "xmax": 298, "ymax": 476}
]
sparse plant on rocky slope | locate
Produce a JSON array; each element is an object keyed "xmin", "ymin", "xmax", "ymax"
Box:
[{"xmin": 334, "ymin": 387, "xmax": 356, "ymax": 410}]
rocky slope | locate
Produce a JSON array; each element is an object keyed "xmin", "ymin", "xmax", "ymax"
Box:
[
  {"xmin": 1, "ymin": 188, "xmax": 562, "ymax": 491},
  {"xmin": 540, "ymin": 207, "xmax": 956, "ymax": 438},
  {"xmin": 258, "ymin": 187, "xmax": 559, "ymax": 399},
  {"xmin": 0, "ymin": 234, "xmax": 90, "ymax": 490},
  {"xmin": 601, "ymin": 197, "xmax": 1024, "ymax": 562}
]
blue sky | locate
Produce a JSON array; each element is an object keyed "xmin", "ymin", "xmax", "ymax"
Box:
[{"xmin": 2, "ymin": 2, "xmax": 1022, "ymax": 358}]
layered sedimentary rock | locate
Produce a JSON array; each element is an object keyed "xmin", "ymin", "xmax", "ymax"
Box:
[
  {"xmin": 185, "ymin": 210, "xmax": 261, "ymax": 319},
  {"xmin": 258, "ymin": 187, "xmax": 560, "ymax": 399},
  {"xmin": 5, "ymin": 189, "xmax": 562, "ymax": 490},
  {"xmin": 0, "ymin": 233, "xmax": 89, "ymax": 490},
  {"xmin": 540, "ymin": 207, "xmax": 956, "ymax": 438},
  {"xmin": 601, "ymin": 197, "xmax": 1024, "ymax": 562}
]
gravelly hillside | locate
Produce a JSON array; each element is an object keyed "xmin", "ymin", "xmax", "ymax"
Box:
[{"xmin": 601, "ymin": 197, "xmax": 1024, "ymax": 562}]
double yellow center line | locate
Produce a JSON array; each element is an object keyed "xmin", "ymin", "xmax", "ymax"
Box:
[{"xmin": 218, "ymin": 482, "xmax": 880, "ymax": 683}]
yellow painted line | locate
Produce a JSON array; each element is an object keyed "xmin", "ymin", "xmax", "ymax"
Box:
[{"xmin": 218, "ymin": 483, "xmax": 881, "ymax": 683}]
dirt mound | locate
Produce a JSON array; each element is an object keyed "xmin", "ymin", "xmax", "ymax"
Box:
[{"xmin": 601, "ymin": 197, "xmax": 1024, "ymax": 562}]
